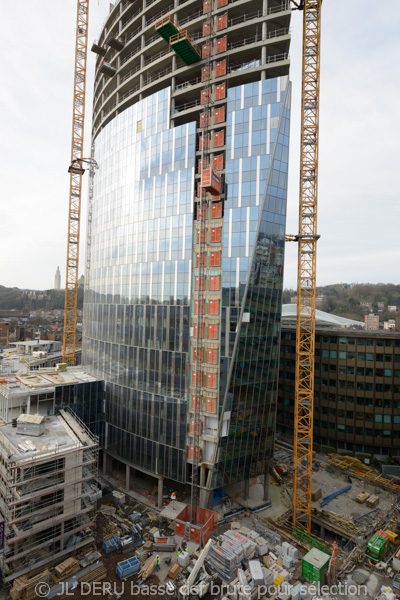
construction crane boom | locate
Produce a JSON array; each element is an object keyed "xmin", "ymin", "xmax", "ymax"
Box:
[
  {"xmin": 63, "ymin": 0, "xmax": 89, "ymax": 365},
  {"xmin": 291, "ymin": 0, "xmax": 322, "ymax": 530}
]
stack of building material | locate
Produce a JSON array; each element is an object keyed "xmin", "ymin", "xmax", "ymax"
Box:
[
  {"xmin": 254, "ymin": 536, "xmax": 269, "ymax": 556},
  {"xmin": 356, "ymin": 491, "xmax": 370, "ymax": 504},
  {"xmin": 138, "ymin": 554, "xmax": 157, "ymax": 581},
  {"xmin": 208, "ymin": 544, "xmax": 238, "ymax": 582},
  {"xmin": 245, "ymin": 530, "xmax": 260, "ymax": 542},
  {"xmin": 78, "ymin": 564, "xmax": 107, "ymax": 585},
  {"xmin": 136, "ymin": 547, "xmax": 148, "ymax": 563},
  {"xmin": 312, "ymin": 487, "xmax": 322, "ymax": 501},
  {"xmin": 113, "ymin": 490, "xmax": 126, "ymax": 506},
  {"xmin": 149, "ymin": 526, "xmax": 160, "ymax": 540},
  {"xmin": 281, "ymin": 542, "xmax": 299, "ymax": 562},
  {"xmin": 10, "ymin": 570, "xmax": 52, "ymax": 600},
  {"xmin": 224, "ymin": 530, "xmax": 256, "ymax": 559},
  {"xmin": 262, "ymin": 554, "xmax": 289, "ymax": 586},
  {"xmin": 53, "ymin": 557, "xmax": 80, "ymax": 583},
  {"xmin": 367, "ymin": 495, "xmax": 380, "ymax": 508},
  {"xmin": 221, "ymin": 538, "xmax": 244, "ymax": 564},
  {"xmin": 249, "ymin": 560, "xmax": 265, "ymax": 587},
  {"xmin": 80, "ymin": 550, "xmax": 102, "ymax": 568},
  {"xmin": 168, "ymin": 563, "xmax": 181, "ymax": 579}
]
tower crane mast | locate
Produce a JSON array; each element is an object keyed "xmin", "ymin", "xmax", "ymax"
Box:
[
  {"xmin": 62, "ymin": 0, "xmax": 89, "ymax": 365},
  {"xmin": 290, "ymin": 0, "xmax": 323, "ymax": 531}
]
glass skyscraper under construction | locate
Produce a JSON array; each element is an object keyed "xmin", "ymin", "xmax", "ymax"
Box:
[{"xmin": 83, "ymin": 0, "xmax": 291, "ymax": 506}]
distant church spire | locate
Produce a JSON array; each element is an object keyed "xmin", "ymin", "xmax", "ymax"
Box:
[{"xmin": 54, "ymin": 266, "xmax": 61, "ymax": 290}]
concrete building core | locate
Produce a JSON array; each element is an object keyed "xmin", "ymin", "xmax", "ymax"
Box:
[{"xmin": 0, "ymin": 410, "xmax": 99, "ymax": 583}]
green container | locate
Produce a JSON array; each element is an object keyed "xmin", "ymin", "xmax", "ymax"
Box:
[{"xmin": 302, "ymin": 548, "xmax": 331, "ymax": 584}]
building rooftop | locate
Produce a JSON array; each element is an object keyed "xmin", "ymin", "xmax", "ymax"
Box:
[
  {"xmin": 282, "ymin": 304, "xmax": 364, "ymax": 328},
  {"xmin": 0, "ymin": 365, "xmax": 99, "ymax": 396},
  {"xmin": 0, "ymin": 411, "xmax": 95, "ymax": 465}
]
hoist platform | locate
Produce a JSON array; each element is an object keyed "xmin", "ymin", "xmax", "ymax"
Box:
[
  {"xmin": 155, "ymin": 15, "xmax": 181, "ymax": 43},
  {"xmin": 155, "ymin": 16, "xmax": 201, "ymax": 65},
  {"xmin": 170, "ymin": 31, "xmax": 201, "ymax": 65}
]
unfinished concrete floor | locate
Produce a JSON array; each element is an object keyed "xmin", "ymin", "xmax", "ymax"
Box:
[{"xmin": 311, "ymin": 468, "xmax": 395, "ymax": 519}]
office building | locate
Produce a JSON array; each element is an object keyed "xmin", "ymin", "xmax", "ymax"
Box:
[
  {"xmin": 277, "ymin": 324, "xmax": 400, "ymax": 458},
  {"xmin": 83, "ymin": 0, "xmax": 291, "ymax": 505},
  {"xmin": 365, "ymin": 313, "xmax": 379, "ymax": 331}
]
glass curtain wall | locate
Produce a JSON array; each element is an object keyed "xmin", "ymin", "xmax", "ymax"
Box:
[
  {"xmin": 83, "ymin": 88, "xmax": 196, "ymax": 482},
  {"xmin": 213, "ymin": 77, "xmax": 291, "ymax": 487}
]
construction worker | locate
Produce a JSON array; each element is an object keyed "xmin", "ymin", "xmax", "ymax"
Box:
[
  {"xmin": 171, "ymin": 491, "xmax": 177, "ymax": 508},
  {"xmin": 156, "ymin": 555, "xmax": 160, "ymax": 572},
  {"xmin": 177, "ymin": 547, "xmax": 181, "ymax": 558},
  {"xmin": 182, "ymin": 539, "xmax": 188, "ymax": 553}
]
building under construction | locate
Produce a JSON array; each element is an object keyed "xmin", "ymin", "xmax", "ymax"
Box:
[
  {"xmin": 83, "ymin": 0, "xmax": 292, "ymax": 508},
  {"xmin": 0, "ymin": 365, "xmax": 103, "ymax": 429},
  {"xmin": 0, "ymin": 410, "xmax": 99, "ymax": 583}
]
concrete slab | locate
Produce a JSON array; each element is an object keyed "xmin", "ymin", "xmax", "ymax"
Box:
[
  {"xmin": 352, "ymin": 569, "xmax": 370, "ymax": 585},
  {"xmin": 160, "ymin": 501, "xmax": 187, "ymax": 520},
  {"xmin": 311, "ymin": 468, "xmax": 393, "ymax": 519}
]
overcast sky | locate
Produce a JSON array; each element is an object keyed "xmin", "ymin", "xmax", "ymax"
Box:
[{"xmin": 1, "ymin": 1, "xmax": 399, "ymax": 291}]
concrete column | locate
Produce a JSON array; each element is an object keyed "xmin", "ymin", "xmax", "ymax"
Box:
[
  {"xmin": 262, "ymin": 21, "xmax": 267, "ymax": 41},
  {"xmin": 102, "ymin": 451, "xmax": 108, "ymax": 476},
  {"xmin": 126, "ymin": 464, "xmax": 130, "ymax": 492},
  {"xmin": 158, "ymin": 477, "xmax": 164, "ymax": 509},
  {"xmin": 261, "ymin": 46, "xmax": 266, "ymax": 66},
  {"xmin": 263, "ymin": 0, "xmax": 268, "ymax": 17},
  {"xmin": 244, "ymin": 479, "xmax": 250, "ymax": 503},
  {"xmin": 200, "ymin": 467, "xmax": 206, "ymax": 488},
  {"xmin": 263, "ymin": 471, "xmax": 269, "ymax": 501},
  {"xmin": 199, "ymin": 488, "xmax": 212, "ymax": 509}
]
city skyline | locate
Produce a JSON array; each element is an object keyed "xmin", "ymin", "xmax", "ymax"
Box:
[{"xmin": 0, "ymin": 1, "xmax": 399, "ymax": 290}]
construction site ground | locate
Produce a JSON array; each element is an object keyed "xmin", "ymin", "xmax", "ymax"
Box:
[{"xmin": 311, "ymin": 466, "xmax": 394, "ymax": 518}]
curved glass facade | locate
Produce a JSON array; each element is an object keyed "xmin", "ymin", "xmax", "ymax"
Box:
[
  {"xmin": 214, "ymin": 77, "xmax": 291, "ymax": 487},
  {"xmin": 83, "ymin": 88, "xmax": 196, "ymax": 481},
  {"xmin": 83, "ymin": 77, "xmax": 291, "ymax": 489}
]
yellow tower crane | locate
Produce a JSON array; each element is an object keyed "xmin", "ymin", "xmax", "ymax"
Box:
[
  {"xmin": 62, "ymin": 0, "xmax": 90, "ymax": 365},
  {"xmin": 288, "ymin": 0, "xmax": 323, "ymax": 531}
]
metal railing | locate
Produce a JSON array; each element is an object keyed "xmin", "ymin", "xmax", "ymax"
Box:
[
  {"xmin": 175, "ymin": 75, "xmax": 201, "ymax": 90},
  {"xmin": 144, "ymin": 47, "xmax": 171, "ymax": 66},
  {"xmin": 229, "ymin": 52, "xmax": 288, "ymax": 73},
  {"xmin": 120, "ymin": 63, "xmax": 142, "ymax": 83},
  {"xmin": 143, "ymin": 65, "xmax": 172, "ymax": 86},
  {"xmin": 174, "ymin": 98, "xmax": 201, "ymax": 113}
]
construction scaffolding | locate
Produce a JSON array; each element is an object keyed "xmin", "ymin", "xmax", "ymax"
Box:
[{"xmin": 0, "ymin": 409, "xmax": 99, "ymax": 583}]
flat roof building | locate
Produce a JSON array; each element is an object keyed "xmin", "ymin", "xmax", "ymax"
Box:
[
  {"xmin": 0, "ymin": 410, "xmax": 99, "ymax": 583},
  {"xmin": 0, "ymin": 366, "xmax": 103, "ymax": 437}
]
